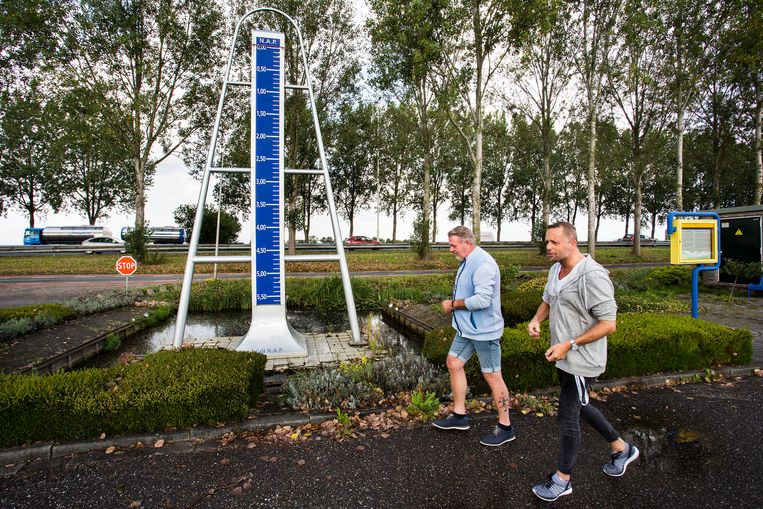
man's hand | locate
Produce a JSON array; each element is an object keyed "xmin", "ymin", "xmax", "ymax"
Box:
[
  {"xmin": 528, "ymin": 318, "xmax": 541, "ymax": 338},
  {"xmin": 544, "ymin": 342, "xmax": 571, "ymax": 362},
  {"xmin": 441, "ymin": 300, "xmax": 454, "ymax": 314}
]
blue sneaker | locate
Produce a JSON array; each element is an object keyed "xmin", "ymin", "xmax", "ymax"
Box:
[
  {"xmin": 479, "ymin": 424, "xmax": 516, "ymax": 446},
  {"xmin": 432, "ymin": 413, "xmax": 471, "ymax": 430},
  {"xmin": 532, "ymin": 473, "xmax": 572, "ymax": 502},
  {"xmin": 603, "ymin": 443, "xmax": 640, "ymax": 477}
]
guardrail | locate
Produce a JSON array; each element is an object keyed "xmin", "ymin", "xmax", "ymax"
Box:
[{"xmin": 0, "ymin": 240, "xmax": 669, "ymax": 256}]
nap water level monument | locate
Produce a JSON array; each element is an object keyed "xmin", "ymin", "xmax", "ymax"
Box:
[{"xmin": 172, "ymin": 8, "xmax": 361, "ymax": 356}]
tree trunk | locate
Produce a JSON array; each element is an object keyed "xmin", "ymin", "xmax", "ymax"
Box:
[
  {"xmin": 133, "ymin": 157, "xmax": 145, "ymax": 227},
  {"xmin": 392, "ymin": 200, "xmax": 398, "ymax": 242},
  {"xmin": 755, "ymin": 82, "xmax": 762, "ymax": 205},
  {"xmin": 472, "ymin": 117, "xmax": 483, "ymax": 244},
  {"xmin": 676, "ymin": 104, "xmax": 684, "ymax": 211},
  {"xmin": 587, "ymin": 113, "xmax": 598, "ymax": 258},
  {"xmin": 633, "ymin": 171, "xmax": 643, "ymax": 256}
]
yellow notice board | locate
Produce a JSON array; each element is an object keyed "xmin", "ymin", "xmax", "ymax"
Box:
[{"xmin": 670, "ymin": 219, "xmax": 719, "ymax": 265}]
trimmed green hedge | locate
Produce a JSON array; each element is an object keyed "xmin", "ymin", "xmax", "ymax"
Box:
[
  {"xmin": 423, "ymin": 313, "xmax": 753, "ymax": 392},
  {"xmin": 0, "ymin": 348, "xmax": 266, "ymax": 448}
]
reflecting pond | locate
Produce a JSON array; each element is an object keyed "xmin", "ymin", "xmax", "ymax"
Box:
[{"xmin": 83, "ymin": 310, "xmax": 415, "ymax": 369}]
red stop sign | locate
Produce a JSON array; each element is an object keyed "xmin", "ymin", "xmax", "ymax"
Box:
[{"xmin": 116, "ymin": 256, "xmax": 138, "ymax": 276}]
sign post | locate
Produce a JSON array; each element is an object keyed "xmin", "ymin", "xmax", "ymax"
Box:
[{"xmin": 116, "ymin": 255, "xmax": 138, "ymax": 292}]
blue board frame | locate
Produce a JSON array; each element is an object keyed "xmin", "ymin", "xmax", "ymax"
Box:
[{"xmin": 252, "ymin": 31, "xmax": 284, "ymax": 306}]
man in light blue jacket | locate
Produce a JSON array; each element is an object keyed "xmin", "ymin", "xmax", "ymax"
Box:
[
  {"xmin": 432, "ymin": 226, "xmax": 515, "ymax": 447},
  {"xmin": 528, "ymin": 221, "xmax": 639, "ymax": 502}
]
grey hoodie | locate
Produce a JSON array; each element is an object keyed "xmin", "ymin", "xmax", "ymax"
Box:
[{"xmin": 542, "ymin": 255, "xmax": 617, "ymax": 377}]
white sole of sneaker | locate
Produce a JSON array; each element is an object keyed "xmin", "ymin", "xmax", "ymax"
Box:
[
  {"xmin": 604, "ymin": 445, "xmax": 640, "ymax": 477},
  {"xmin": 479, "ymin": 435, "xmax": 516, "ymax": 447},
  {"xmin": 431, "ymin": 423, "xmax": 470, "ymax": 431},
  {"xmin": 532, "ymin": 485, "xmax": 572, "ymax": 502}
]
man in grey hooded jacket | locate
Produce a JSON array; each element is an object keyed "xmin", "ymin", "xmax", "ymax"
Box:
[{"xmin": 528, "ymin": 221, "xmax": 639, "ymax": 502}]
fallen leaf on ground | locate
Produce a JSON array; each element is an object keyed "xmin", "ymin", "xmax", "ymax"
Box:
[
  {"xmin": 128, "ymin": 501, "xmax": 142, "ymax": 508},
  {"xmin": 154, "ymin": 439, "xmax": 165, "ymax": 448},
  {"xmin": 220, "ymin": 458, "xmax": 230, "ymax": 465},
  {"xmin": 296, "ymin": 459, "xmax": 306, "ymax": 466},
  {"xmin": 105, "ymin": 446, "xmax": 116, "ymax": 454}
]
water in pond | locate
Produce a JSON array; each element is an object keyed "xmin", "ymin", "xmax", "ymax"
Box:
[{"xmin": 82, "ymin": 310, "xmax": 415, "ymax": 369}]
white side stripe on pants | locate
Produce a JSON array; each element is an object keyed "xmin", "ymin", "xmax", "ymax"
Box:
[{"xmin": 575, "ymin": 375, "xmax": 589, "ymax": 406}]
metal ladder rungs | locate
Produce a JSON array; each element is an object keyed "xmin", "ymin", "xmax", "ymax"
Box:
[
  {"xmin": 284, "ymin": 254, "xmax": 340, "ymax": 262},
  {"xmin": 210, "ymin": 167, "xmax": 251, "ymax": 174},
  {"xmin": 227, "ymin": 81, "xmax": 251, "ymax": 87},
  {"xmin": 285, "ymin": 168, "xmax": 322, "ymax": 175},
  {"xmin": 192, "ymin": 255, "xmax": 251, "ymax": 263},
  {"xmin": 286, "ymin": 84, "xmax": 308, "ymax": 90}
]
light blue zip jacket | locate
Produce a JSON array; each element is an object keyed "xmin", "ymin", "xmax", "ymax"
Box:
[{"xmin": 451, "ymin": 246, "xmax": 504, "ymax": 340}]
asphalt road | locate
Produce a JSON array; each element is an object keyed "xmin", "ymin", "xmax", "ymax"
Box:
[{"xmin": 1, "ymin": 377, "xmax": 760, "ymax": 508}]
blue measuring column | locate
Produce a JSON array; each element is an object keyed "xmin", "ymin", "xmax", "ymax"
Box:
[
  {"xmin": 237, "ymin": 30, "xmax": 306, "ymax": 357},
  {"xmin": 253, "ymin": 32, "xmax": 284, "ymax": 306}
]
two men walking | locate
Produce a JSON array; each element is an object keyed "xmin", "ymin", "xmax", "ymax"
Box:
[{"xmin": 432, "ymin": 223, "xmax": 638, "ymax": 502}]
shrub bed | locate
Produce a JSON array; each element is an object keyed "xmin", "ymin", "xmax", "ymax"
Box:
[
  {"xmin": 423, "ymin": 313, "xmax": 752, "ymax": 393},
  {"xmin": 0, "ymin": 348, "xmax": 266, "ymax": 448}
]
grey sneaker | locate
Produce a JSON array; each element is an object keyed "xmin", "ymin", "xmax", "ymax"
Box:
[
  {"xmin": 532, "ymin": 473, "xmax": 572, "ymax": 502},
  {"xmin": 432, "ymin": 413, "xmax": 471, "ymax": 430},
  {"xmin": 603, "ymin": 443, "xmax": 640, "ymax": 477},
  {"xmin": 479, "ymin": 424, "xmax": 516, "ymax": 446}
]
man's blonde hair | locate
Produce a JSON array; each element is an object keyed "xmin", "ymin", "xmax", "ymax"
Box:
[{"xmin": 448, "ymin": 225, "xmax": 476, "ymax": 244}]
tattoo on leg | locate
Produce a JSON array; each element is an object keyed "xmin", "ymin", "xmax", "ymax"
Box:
[{"xmin": 497, "ymin": 392, "xmax": 511, "ymax": 412}]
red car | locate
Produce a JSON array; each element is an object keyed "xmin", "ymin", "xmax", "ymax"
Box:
[{"xmin": 344, "ymin": 235, "xmax": 381, "ymax": 249}]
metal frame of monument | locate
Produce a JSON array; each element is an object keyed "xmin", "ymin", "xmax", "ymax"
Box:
[{"xmin": 172, "ymin": 7, "xmax": 361, "ymax": 354}]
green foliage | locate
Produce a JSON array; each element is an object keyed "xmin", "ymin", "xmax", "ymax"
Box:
[
  {"xmin": 0, "ymin": 318, "xmax": 35, "ymax": 342},
  {"xmin": 516, "ymin": 276, "xmax": 547, "ymax": 292},
  {"xmin": 61, "ymin": 290, "xmax": 141, "ymax": 316},
  {"xmin": 407, "ymin": 389, "xmax": 440, "ymax": 422},
  {"xmin": 369, "ymin": 351, "xmax": 450, "ymax": 396},
  {"xmin": 102, "ymin": 333, "xmax": 121, "ymax": 352},
  {"xmin": 615, "ymin": 293, "xmax": 690, "ymax": 314},
  {"xmin": 422, "ymin": 313, "xmax": 753, "ymax": 392},
  {"xmin": 0, "ymin": 291, "xmax": 144, "ymax": 342},
  {"xmin": 0, "ymin": 304, "xmax": 77, "ymax": 342},
  {"xmin": 173, "ymin": 204, "xmax": 241, "ymax": 244},
  {"xmin": 502, "ymin": 289, "xmax": 543, "ymax": 326},
  {"xmin": 186, "ymin": 278, "xmax": 251, "ymax": 312},
  {"xmin": 645, "ymin": 266, "xmax": 693, "ymax": 287},
  {"xmin": 611, "ymin": 267, "xmax": 654, "ymax": 291},
  {"xmin": 335, "ymin": 408, "xmax": 354, "ymax": 436},
  {"xmin": 501, "ymin": 264, "xmax": 521, "ymax": 288},
  {"xmin": 606, "ymin": 313, "xmax": 752, "ymax": 378},
  {"xmin": 721, "ymin": 258, "xmax": 763, "ymax": 295},
  {"xmin": 0, "ymin": 304, "xmax": 75, "ymax": 327},
  {"xmin": 284, "ymin": 351, "xmax": 449, "ymax": 412},
  {"xmin": 123, "ymin": 224, "xmax": 152, "ymax": 263},
  {"xmin": 409, "ymin": 213, "xmax": 431, "ymax": 260},
  {"xmin": 0, "ymin": 348, "xmax": 266, "ymax": 448},
  {"xmin": 284, "ymin": 368, "xmax": 382, "ymax": 412}
]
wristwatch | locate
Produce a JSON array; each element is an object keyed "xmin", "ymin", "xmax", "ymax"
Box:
[{"xmin": 568, "ymin": 339, "xmax": 579, "ymax": 351}]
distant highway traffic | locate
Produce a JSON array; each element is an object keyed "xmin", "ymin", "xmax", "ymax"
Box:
[{"xmin": 0, "ymin": 240, "xmax": 668, "ymax": 257}]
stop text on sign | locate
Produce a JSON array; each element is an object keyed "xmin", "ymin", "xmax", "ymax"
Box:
[{"xmin": 116, "ymin": 256, "xmax": 138, "ymax": 276}]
